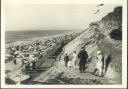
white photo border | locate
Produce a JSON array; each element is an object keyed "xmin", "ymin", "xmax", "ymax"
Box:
[{"xmin": 1, "ymin": 0, "xmax": 127, "ymax": 88}]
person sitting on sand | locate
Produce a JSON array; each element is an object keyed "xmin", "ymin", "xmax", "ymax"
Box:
[
  {"xmin": 92, "ymin": 50, "xmax": 104, "ymax": 77},
  {"xmin": 64, "ymin": 53, "xmax": 69, "ymax": 67}
]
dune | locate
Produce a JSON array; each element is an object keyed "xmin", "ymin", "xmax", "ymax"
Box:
[{"xmin": 30, "ymin": 7, "xmax": 122, "ymax": 84}]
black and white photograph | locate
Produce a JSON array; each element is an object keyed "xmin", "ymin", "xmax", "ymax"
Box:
[{"xmin": 1, "ymin": 0, "xmax": 127, "ymax": 88}]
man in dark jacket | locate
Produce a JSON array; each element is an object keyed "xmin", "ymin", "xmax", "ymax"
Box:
[
  {"xmin": 78, "ymin": 47, "xmax": 88, "ymax": 73},
  {"xmin": 64, "ymin": 53, "xmax": 69, "ymax": 67}
]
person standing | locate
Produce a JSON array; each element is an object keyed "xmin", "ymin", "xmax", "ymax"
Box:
[
  {"xmin": 64, "ymin": 53, "xmax": 69, "ymax": 67},
  {"xmin": 78, "ymin": 47, "xmax": 88, "ymax": 73},
  {"xmin": 32, "ymin": 59, "xmax": 37, "ymax": 69},
  {"xmin": 72, "ymin": 51, "xmax": 77, "ymax": 69},
  {"xmin": 13, "ymin": 59, "xmax": 17, "ymax": 65},
  {"xmin": 92, "ymin": 50, "xmax": 104, "ymax": 77}
]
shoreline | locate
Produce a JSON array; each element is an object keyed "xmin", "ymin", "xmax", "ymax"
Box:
[
  {"xmin": 5, "ymin": 30, "xmax": 81, "ymax": 44},
  {"xmin": 5, "ymin": 31, "xmax": 80, "ymax": 45}
]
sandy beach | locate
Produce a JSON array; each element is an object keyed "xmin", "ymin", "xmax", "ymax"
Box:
[{"xmin": 5, "ymin": 31, "xmax": 80, "ymax": 84}]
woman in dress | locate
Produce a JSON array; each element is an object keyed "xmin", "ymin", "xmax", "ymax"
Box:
[{"xmin": 92, "ymin": 50, "xmax": 104, "ymax": 77}]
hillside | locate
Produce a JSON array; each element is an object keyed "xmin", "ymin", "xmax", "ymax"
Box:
[{"xmin": 26, "ymin": 6, "xmax": 122, "ymax": 84}]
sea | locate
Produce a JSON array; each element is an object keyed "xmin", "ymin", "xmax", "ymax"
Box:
[{"xmin": 5, "ymin": 30, "xmax": 79, "ymax": 44}]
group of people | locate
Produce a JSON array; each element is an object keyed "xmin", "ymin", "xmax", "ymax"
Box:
[
  {"xmin": 5, "ymin": 33, "xmax": 79, "ymax": 70},
  {"xmin": 64, "ymin": 47, "xmax": 105, "ymax": 77}
]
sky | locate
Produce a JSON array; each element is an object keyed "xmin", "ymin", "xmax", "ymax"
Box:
[{"xmin": 5, "ymin": 0, "xmax": 122, "ymax": 31}]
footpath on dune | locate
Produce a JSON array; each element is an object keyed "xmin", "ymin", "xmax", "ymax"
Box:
[{"xmin": 26, "ymin": 7, "xmax": 122, "ymax": 85}]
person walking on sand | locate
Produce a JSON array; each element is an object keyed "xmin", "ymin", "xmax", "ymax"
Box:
[
  {"xmin": 72, "ymin": 51, "xmax": 77, "ymax": 69},
  {"xmin": 64, "ymin": 53, "xmax": 69, "ymax": 67},
  {"xmin": 78, "ymin": 47, "xmax": 88, "ymax": 73},
  {"xmin": 92, "ymin": 50, "xmax": 104, "ymax": 77}
]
